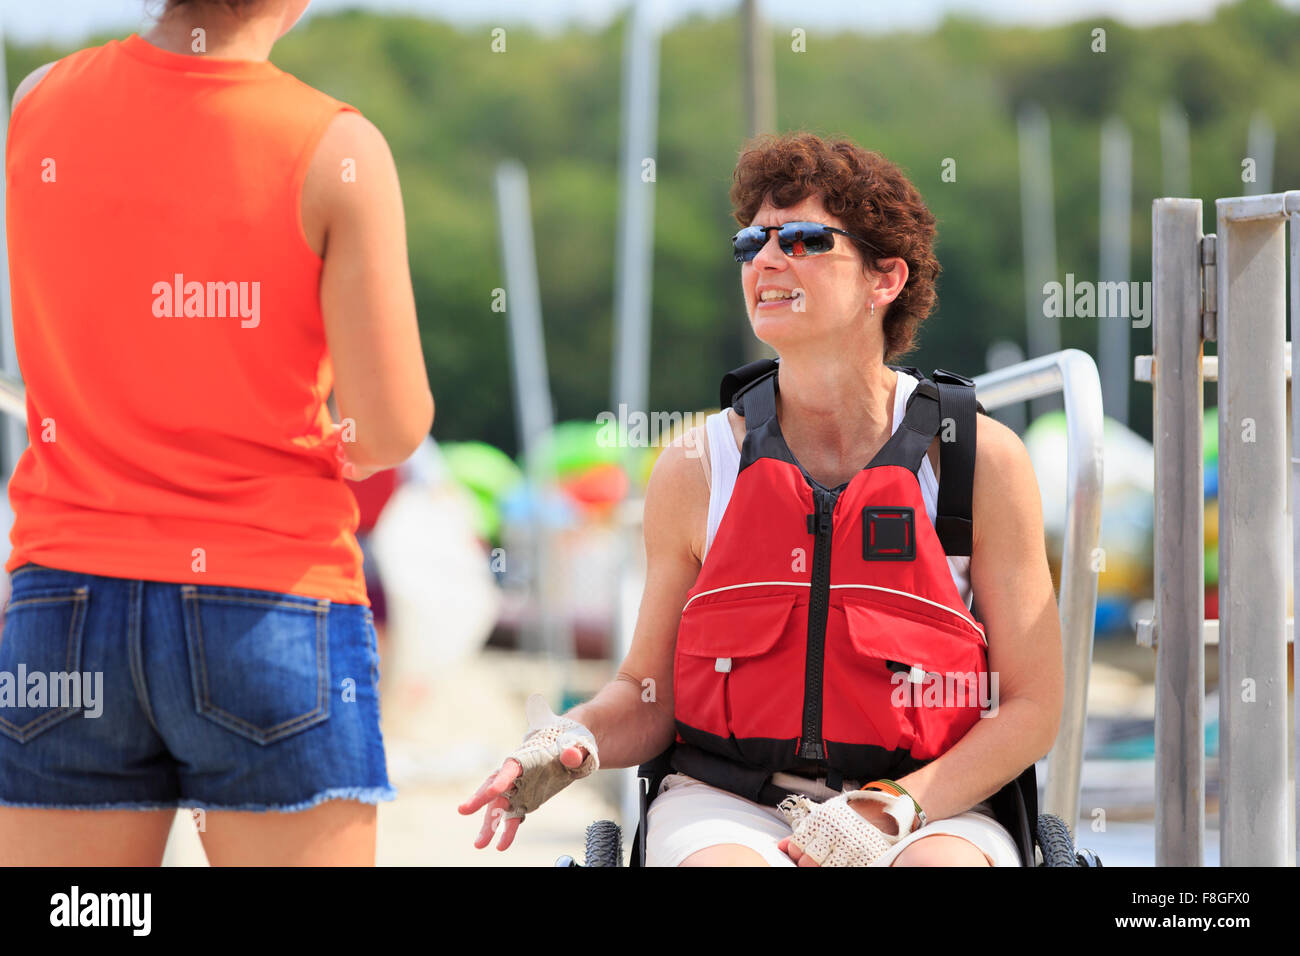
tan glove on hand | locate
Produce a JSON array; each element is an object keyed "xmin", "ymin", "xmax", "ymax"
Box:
[
  {"xmin": 502, "ymin": 694, "xmax": 600, "ymax": 820},
  {"xmin": 779, "ymin": 788, "xmax": 918, "ymax": 866}
]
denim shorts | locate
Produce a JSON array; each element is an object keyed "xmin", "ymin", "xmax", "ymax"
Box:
[{"xmin": 0, "ymin": 563, "xmax": 397, "ymax": 812}]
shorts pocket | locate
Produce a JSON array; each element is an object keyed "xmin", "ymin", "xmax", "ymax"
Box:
[
  {"xmin": 363, "ymin": 607, "xmax": 380, "ymax": 692},
  {"xmin": 0, "ymin": 585, "xmax": 90, "ymax": 743},
  {"xmin": 181, "ymin": 585, "xmax": 330, "ymax": 745}
]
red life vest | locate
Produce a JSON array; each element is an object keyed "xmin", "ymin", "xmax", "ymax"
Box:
[{"xmin": 670, "ymin": 361, "xmax": 991, "ymax": 801}]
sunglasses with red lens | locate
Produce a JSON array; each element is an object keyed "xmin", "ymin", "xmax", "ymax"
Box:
[{"xmin": 731, "ymin": 221, "xmax": 885, "ymax": 263}]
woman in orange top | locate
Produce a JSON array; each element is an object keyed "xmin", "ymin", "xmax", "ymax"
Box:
[{"xmin": 0, "ymin": 0, "xmax": 432, "ymax": 865}]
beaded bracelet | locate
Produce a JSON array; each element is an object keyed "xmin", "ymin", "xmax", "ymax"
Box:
[{"xmin": 862, "ymin": 778, "xmax": 928, "ymax": 832}]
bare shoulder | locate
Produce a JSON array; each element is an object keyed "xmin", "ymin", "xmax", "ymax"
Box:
[
  {"xmin": 302, "ymin": 110, "xmax": 399, "ymax": 255},
  {"xmin": 975, "ymin": 412, "xmax": 1033, "ymax": 471},
  {"xmin": 305, "ymin": 110, "xmax": 396, "ymax": 203},
  {"xmin": 972, "ymin": 413, "xmax": 1044, "ymax": 547},
  {"xmin": 313, "ymin": 110, "xmax": 392, "ymax": 164},
  {"xmin": 12, "ymin": 62, "xmax": 58, "ymax": 113},
  {"xmin": 644, "ymin": 429, "xmax": 712, "ymax": 564}
]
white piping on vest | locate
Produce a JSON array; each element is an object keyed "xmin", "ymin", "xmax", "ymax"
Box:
[
  {"xmin": 680, "ymin": 579, "xmax": 985, "ymax": 645},
  {"xmin": 682, "ymin": 580, "xmax": 810, "ymax": 611},
  {"xmin": 828, "ymin": 583, "xmax": 987, "ymax": 644}
]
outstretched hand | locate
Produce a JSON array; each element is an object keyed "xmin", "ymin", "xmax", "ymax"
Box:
[{"xmin": 457, "ymin": 744, "xmax": 590, "ymax": 851}]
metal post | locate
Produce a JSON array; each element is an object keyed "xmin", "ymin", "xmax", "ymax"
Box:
[
  {"xmin": 494, "ymin": 162, "xmax": 554, "ymax": 467},
  {"xmin": 1160, "ymin": 102, "xmax": 1191, "ymax": 200},
  {"xmin": 1100, "ymin": 117, "xmax": 1132, "ymax": 427},
  {"xmin": 0, "ymin": 374, "xmax": 23, "ymax": 424},
  {"xmin": 1216, "ymin": 193, "xmax": 1291, "ymax": 866},
  {"xmin": 974, "ymin": 349, "xmax": 1104, "ymax": 832},
  {"xmin": 494, "ymin": 161, "xmax": 561, "ymax": 662},
  {"xmin": 1291, "ymin": 199, "xmax": 1300, "ymax": 864},
  {"xmin": 610, "ymin": 0, "xmax": 662, "ymax": 840},
  {"xmin": 0, "ymin": 21, "xmax": 25, "ymax": 480},
  {"xmin": 741, "ymin": 0, "xmax": 775, "ymax": 143},
  {"xmin": 741, "ymin": 0, "xmax": 776, "ymax": 364},
  {"xmin": 610, "ymin": 0, "xmax": 659, "ymax": 423},
  {"xmin": 1017, "ymin": 103, "xmax": 1062, "ymax": 421},
  {"xmin": 1244, "ymin": 113, "xmax": 1275, "ymax": 197},
  {"xmin": 1150, "ymin": 198, "xmax": 1205, "ymax": 866}
]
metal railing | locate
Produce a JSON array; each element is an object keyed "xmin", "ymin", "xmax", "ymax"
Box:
[
  {"xmin": 0, "ymin": 373, "xmax": 24, "ymax": 424},
  {"xmin": 972, "ymin": 348, "xmax": 1105, "ymax": 835},
  {"xmin": 1142, "ymin": 190, "xmax": 1299, "ymax": 867}
]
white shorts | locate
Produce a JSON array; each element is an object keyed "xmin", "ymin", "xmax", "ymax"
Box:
[{"xmin": 644, "ymin": 772, "xmax": 1023, "ymax": 867}]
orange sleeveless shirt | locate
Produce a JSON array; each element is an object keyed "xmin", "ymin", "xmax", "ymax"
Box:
[{"xmin": 4, "ymin": 33, "xmax": 369, "ymax": 605}]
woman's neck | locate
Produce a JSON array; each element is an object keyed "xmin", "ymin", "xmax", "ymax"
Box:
[
  {"xmin": 142, "ymin": 7, "xmax": 281, "ymax": 61},
  {"xmin": 774, "ymin": 349, "xmax": 898, "ymax": 483}
]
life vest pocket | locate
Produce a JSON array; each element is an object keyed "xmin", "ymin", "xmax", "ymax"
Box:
[
  {"xmin": 825, "ymin": 593, "xmax": 989, "ymax": 760},
  {"xmin": 673, "ymin": 589, "xmax": 805, "ymax": 747}
]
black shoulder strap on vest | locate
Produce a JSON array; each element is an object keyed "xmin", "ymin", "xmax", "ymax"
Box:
[
  {"xmin": 720, "ymin": 357, "xmax": 779, "ymax": 411},
  {"xmin": 734, "ymin": 369, "xmax": 777, "ymax": 431},
  {"xmin": 931, "ymin": 368, "xmax": 978, "ymax": 557},
  {"xmin": 717, "ymin": 360, "xmax": 984, "ymax": 557}
]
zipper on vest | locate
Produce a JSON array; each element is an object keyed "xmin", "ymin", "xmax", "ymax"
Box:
[{"xmin": 798, "ymin": 486, "xmax": 836, "ymax": 761}]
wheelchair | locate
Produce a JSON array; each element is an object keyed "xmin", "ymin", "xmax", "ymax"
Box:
[{"xmin": 557, "ymin": 744, "xmax": 1103, "ymax": 867}]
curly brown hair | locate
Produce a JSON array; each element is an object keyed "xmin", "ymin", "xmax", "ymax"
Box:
[{"xmin": 730, "ymin": 131, "xmax": 939, "ymax": 364}]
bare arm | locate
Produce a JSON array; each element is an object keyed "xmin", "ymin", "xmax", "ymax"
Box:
[
  {"xmin": 303, "ymin": 111, "xmax": 433, "ymax": 473},
  {"xmin": 889, "ymin": 414, "xmax": 1065, "ymax": 823},
  {"xmin": 565, "ymin": 428, "xmax": 710, "ymax": 767},
  {"xmin": 458, "ymin": 426, "xmax": 710, "ymax": 850}
]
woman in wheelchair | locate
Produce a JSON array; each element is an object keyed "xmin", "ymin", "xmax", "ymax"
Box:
[{"xmin": 461, "ymin": 132, "xmax": 1064, "ymax": 866}]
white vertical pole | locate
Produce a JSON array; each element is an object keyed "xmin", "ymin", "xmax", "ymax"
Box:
[
  {"xmin": 493, "ymin": 160, "xmax": 562, "ymax": 667},
  {"xmin": 610, "ymin": 0, "xmax": 662, "ymax": 845},
  {"xmin": 1245, "ymin": 112, "xmax": 1275, "ymax": 196},
  {"xmin": 1216, "ymin": 200, "xmax": 1289, "ymax": 865},
  {"xmin": 494, "ymin": 161, "xmax": 553, "ymax": 469},
  {"xmin": 0, "ymin": 18, "xmax": 25, "ymax": 479},
  {"xmin": 1291, "ymin": 201, "xmax": 1300, "ymax": 864},
  {"xmin": 1018, "ymin": 103, "xmax": 1061, "ymax": 421},
  {"xmin": 741, "ymin": 0, "xmax": 775, "ymax": 364},
  {"xmin": 1151, "ymin": 199, "xmax": 1206, "ymax": 866},
  {"xmin": 741, "ymin": 0, "xmax": 775, "ymax": 143},
  {"xmin": 611, "ymin": 0, "xmax": 659, "ymax": 424},
  {"xmin": 1159, "ymin": 102, "xmax": 1191, "ymax": 200},
  {"xmin": 1099, "ymin": 117, "xmax": 1132, "ymax": 427}
]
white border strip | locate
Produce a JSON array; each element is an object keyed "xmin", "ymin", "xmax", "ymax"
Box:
[
  {"xmin": 682, "ymin": 581, "xmax": 809, "ymax": 610},
  {"xmin": 680, "ymin": 579, "xmax": 986, "ymax": 644},
  {"xmin": 830, "ymin": 583, "xmax": 986, "ymax": 644}
]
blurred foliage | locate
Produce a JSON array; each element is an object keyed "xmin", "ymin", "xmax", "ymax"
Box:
[{"xmin": 7, "ymin": 0, "xmax": 1300, "ymax": 453}]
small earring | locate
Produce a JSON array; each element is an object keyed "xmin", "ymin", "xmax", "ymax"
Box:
[{"xmin": 870, "ymin": 301, "xmax": 875, "ymax": 316}]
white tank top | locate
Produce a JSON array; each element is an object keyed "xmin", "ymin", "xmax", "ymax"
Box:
[{"xmin": 702, "ymin": 369, "xmax": 974, "ymax": 611}]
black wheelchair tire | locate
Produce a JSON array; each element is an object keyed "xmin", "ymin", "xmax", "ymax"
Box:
[
  {"xmin": 584, "ymin": 820, "xmax": 623, "ymax": 867},
  {"xmin": 1035, "ymin": 813, "xmax": 1079, "ymax": 867}
]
